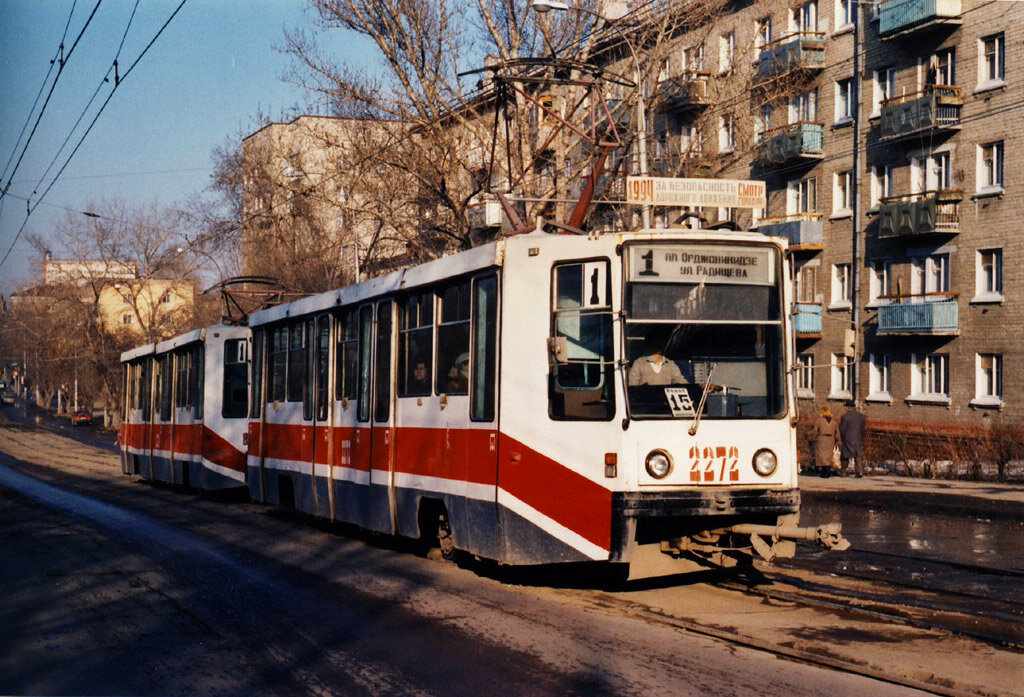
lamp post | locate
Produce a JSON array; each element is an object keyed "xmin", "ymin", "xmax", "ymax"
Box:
[{"xmin": 530, "ymin": 0, "xmax": 651, "ymax": 229}]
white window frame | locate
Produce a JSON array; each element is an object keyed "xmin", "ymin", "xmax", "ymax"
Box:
[
  {"xmin": 755, "ymin": 16, "xmax": 773, "ymax": 49},
  {"xmin": 789, "ymin": 89, "xmax": 818, "ymax": 123},
  {"xmin": 912, "ymin": 151, "xmax": 951, "ymax": 193},
  {"xmin": 756, "ymin": 103, "xmax": 773, "ymax": 140},
  {"xmin": 909, "ymin": 353, "xmax": 950, "ymax": 403},
  {"xmin": 868, "ymin": 259, "xmax": 892, "ymax": 306},
  {"xmin": 867, "ymin": 353, "xmax": 892, "ymax": 403},
  {"xmin": 911, "ymin": 253, "xmax": 950, "ymax": 299},
  {"xmin": 830, "ymin": 353, "xmax": 853, "ymax": 400},
  {"xmin": 788, "ymin": 177, "xmax": 818, "ymax": 215},
  {"xmin": 972, "ymin": 248, "xmax": 1003, "ymax": 304},
  {"xmin": 796, "ymin": 353, "xmax": 815, "ymax": 398},
  {"xmin": 871, "ymin": 164, "xmax": 894, "ymax": 207},
  {"xmin": 972, "ymin": 353, "xmax": 1003, "ymax": 407},
  {"xmin": 931, "ymin": 47, "xmax": 956, "ymax": 86},
  {"xmin": 832, "ymin": 170, "xmax": 852, "ymax": 218},
  {"xmin": 831, "ymin": 263, "xmax": 852, "ymax": 309},
  {"xmin": 872, "ymin": 67, "xmax": 895, "ymax": 117},
  {"xmin": 792, "ymin": 0, "xmax": 818, "ymax": 32},
  {"xmin": 719, "ymin": 114, "xmax": 736, "ymax": 153},
  {"xmin": 978, "ymin": 33, "xmax": 1005, "ymax": 90},
  {"xmin": 977, "ymin": 141, "xmax": 1004, "ymax": 195},
  {"xmin": 835, "ymin": 0, "xmax": 854, "ymax": 31},
  {"xmin": 719, "ymin": 31, "xmax": 736, "ymax": 74},
  {"xmin": 795, "ymin": 262, "xmax": 819, "ymax": 303},
  {"xmin": 834, "ymin": 78, "xmax": 855, "ymax": 124},
  {"xmin": 683, "ymin": 43, "xmax": 705, "ymax": 73}
]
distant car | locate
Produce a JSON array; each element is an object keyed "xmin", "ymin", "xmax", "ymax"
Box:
[
  {"xmin": 72, "ymin": 410, "xmax": 93, "ymax": 425},
  {"xmin": 1, "ymin": 393, "xmax": 14, "ymax": 405}
]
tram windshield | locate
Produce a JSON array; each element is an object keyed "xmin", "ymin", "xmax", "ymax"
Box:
[{"xmin": 624, "ymin": 242, "xmax": 786, "ymax": 420}]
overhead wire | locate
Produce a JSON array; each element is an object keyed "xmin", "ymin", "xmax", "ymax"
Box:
[{"xmin": 0, "ymin": 0, "xmax": 191, "ymax": 271}]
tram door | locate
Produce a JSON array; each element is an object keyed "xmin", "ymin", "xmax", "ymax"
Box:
[{"xmin": 352, "ymin": 301, "xmax": 396, "ymax": 534}]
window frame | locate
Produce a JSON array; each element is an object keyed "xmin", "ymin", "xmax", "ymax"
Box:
[
  {"xmin": 910, "ymin": 352, "xmax": 950, "ymax": 403},
  {"xmin": 867, "ymin": 353, "xmax": 892, "ymax": 403},
  {"xmin": 973, "ymin": 353, "xmax": 1003, "ymax": 406},
  {"xmin": 830, "ymin": 263, "xmax": 852, "ymax": 310},
  {"xmin": 979, "ymin": 33, "xmax": 1005, "ymax": 88},
  {"xmin": 973, "ymin": 248, "xmax": 1003, "ymax": 304},
  {"xmin": 977, "ymin": 140, "xmax": 1004, "ymax": 195},
  {"xmin": 830, "ymin": 352, "xmax": 853, "ymax": 400},
  {"xmin": 834, "ymin": 77, "xmax": 855, "ymax": 124}
]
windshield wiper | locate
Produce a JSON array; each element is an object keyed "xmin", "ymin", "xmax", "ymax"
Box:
[{"xmin": 688, "ymin": 363, "xmax": 716, "ymax": 436}]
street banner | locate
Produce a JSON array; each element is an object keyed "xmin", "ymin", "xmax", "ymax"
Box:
[{"xmin": 626, "ymin": 176, "xmax": 766, "ymax": 209}]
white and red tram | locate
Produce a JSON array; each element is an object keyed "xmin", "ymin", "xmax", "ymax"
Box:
[
  {"xmin": 121, "ymin": 325, "xmax": 250, "ymax": 491},
  {"xmin": 243, "ymin": 228, "xmax": 844, "ymax": 570}
]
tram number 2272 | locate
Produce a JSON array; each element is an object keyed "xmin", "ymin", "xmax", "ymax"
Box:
[{"xmin": 689, "ymin": 445, "xmax": 740, "ymax": 483}]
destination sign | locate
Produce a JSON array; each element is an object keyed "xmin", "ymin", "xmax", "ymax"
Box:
[
  {"xmin": 626, "ymin": 176, "xmax": 766, "ymax": 209},
  {"xmin": 628, "ymin": 244, "xmax": 775, "ymax": 286}
]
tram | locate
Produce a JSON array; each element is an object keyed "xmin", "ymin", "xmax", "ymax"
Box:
[
  {"xmin": 121, "ymin": 324, "xmax": 250, "ymax": 490},
  {"xmin": 242, "ymin": 227, "xmax": 847, "ymax": 572}
]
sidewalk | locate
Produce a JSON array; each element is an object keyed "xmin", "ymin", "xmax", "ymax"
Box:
[{"xmin": 799, "ymin": 471, "xmax": 1024, "ymax": 506}]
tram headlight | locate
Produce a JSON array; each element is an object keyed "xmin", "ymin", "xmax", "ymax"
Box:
[
  {"xmin": 752, "ymin": 448, "xmax": 778, "ymax": 477},
  {"xmin": 645, "ymin": 449, "xmax": 673, "ymax": 479}
]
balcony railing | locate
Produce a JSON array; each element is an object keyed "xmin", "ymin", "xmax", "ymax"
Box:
[
  {"xmin": 757, "ymin": 32, "xmax": 826, "ymax": 79},
  {"xmin": 756, "ymin": 122, "xmax": 824, "ymax": 164},
  {"xmin": 879, "ymin": 0, "xmax": 962, "ymax": 38},
  {"xmin": 877, "ymin": 296, "xmax": 959, "ymax": 335},
  {"xmin": 879, "ymin": 85, "xmax": 963, "ymax": 141},
  {"xmin": 657, "ymin": 72, "xmax": 711, "ymax": 110},
  {"xmin": 878, "ymin": 190, "xmax": 962, "ymax": 238},
  {"xmin": 792, "ymin": 303, "xmax": 823, "ymax": 336},
  {"xmin": 757, "ymin": 212, "xmax": 824, "ymax": 250}
]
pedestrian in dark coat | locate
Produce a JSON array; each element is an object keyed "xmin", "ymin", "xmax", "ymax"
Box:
[
  {"xmin": 839, "ymin": 400, "xmax": 867, "ymax": 477},
  {"xmin": 809, "ymin": 406, "xmax": 840, "ymax": 477}
]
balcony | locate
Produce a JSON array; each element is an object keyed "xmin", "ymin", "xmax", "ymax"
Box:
[
  {"xmin": 877, "ymin": 190, "xmax": 962, "ymax": 238},
  {"xmin": 756, "ymin": 33, "xmax": 826, "ymax": 80},
  {"xmin": 792, "ymin": 303, "xmax": 823, "ymax": 337},
  {"xmin": 657, "ymin": 72, "xmax": 711, "ymax": 111},
  {"xmin": 879, "ymin": 86, "xmax": 963, "ymax": 141},
  {"xmin": 879, "ymin": 0, "xmax": 962, "ymax": 39},
  {"xmin": 877, "ymin": 297, "xmax": 959, "ymax": 335},
  {"xmin": 757, "ymin": 213, "xmax": 824, "ymax": 251},
  {"xmin": 756, "ymin": 122, "xmax": 824, "ymax": 165}
]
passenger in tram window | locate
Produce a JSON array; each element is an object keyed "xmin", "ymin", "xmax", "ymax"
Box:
[
  {"xmin": 410, "ymin": 360, "xmax": 431, "ymax": 395},
  {"xmin": 628, "ymin": 332, "xmax": 688, "ymax": 386},
  {"xmin": 446, "ymin": 353, "xmax": 470, "ymax": 393}
]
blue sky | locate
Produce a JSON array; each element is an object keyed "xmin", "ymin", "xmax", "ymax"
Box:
[{"xmin": 0, "ymin": 0, "xmax": 349, "ymax": 293}]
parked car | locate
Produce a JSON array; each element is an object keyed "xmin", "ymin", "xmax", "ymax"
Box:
[
  {"xmin": 1, "ymin": 392, "xmax": 15, "ymax": 405},
  {"xmin": 72, "ymin": 410, "xmax": 93, "ymax": 425}
]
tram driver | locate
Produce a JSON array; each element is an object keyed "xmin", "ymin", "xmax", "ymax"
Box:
[{"xmin": 628, "ymin": 331, "xmax": 689, "ymax": 386}]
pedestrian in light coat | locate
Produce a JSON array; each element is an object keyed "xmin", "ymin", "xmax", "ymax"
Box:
[
  {"xmin": 839, "ymin": 400, "xmax": 867, "ymax": 477},
  {"xmin": 809, "ymin": 406, "xmax": 840, "ymax": 477}
]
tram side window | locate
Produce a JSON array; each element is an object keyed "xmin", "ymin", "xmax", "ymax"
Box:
[
  {"xmin": 175, "ymin": 347, "xmax": 201, "ymax": 411},
  {"xmin": 156, "ymin": 355, "xmax": 171, "ymax": 421},
  {"xmin": 287, "ymin": 321, "xmax": 306, "ymax": 403},
  {"xmin": 250, "ymin": 330, "xmax": 263, "ymax": 418},
  {"xmin": 374, "ymin": 301, "xmax": 392, "ymax": 423},
  {"xmin": 437, "ymin": 280, "xmax": 470, "ymax": 395},
  {"xmin": 398, "ymin": 292, "xmax": 434, "ymax": 397},
  {"xmin": 140, "ymin": 359, "xmax": 152, "ymax": 421},
  {"xmin": 268, "ymin": 326, "xmax": 287, "ymax": 403},
  {"xmin": 315, "ymin": 316, "xmax": 330, "ymax": 421},
  {"xmin": 223, "ymin": 338, "xmax": 248, "ymax": 419},
  {"xmin": 471, "ymin": 274, "xmax": 498, "ymax": 422},
  {"xmin": 550, "ymin": 260, "xmax": 615, "ymax": 420},
  {"xmin": 335, "ymin": 309, "xmax": 358, "ymax": 402},
  {"xmin": 357, "ymin": 305, "xmax": 373, "ymax": 422},
  {"xmin": 302, "ymin": 319, "xmax": 315, "ymax": 420}
]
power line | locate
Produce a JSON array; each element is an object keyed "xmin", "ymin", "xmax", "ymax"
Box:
[{"xmin": 0, "ymin": 0, "xmax": 191, "ymax": 271}]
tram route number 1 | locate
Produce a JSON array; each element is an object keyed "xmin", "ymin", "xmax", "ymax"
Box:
[{"xmin": 689, "ymin": 445, "xmax": 740, "ymax": 483}]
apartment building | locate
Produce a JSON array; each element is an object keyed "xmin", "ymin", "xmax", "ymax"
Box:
[{"xmin": 627, "ymin": 0, "xmax": 1022, "ymax": 434}]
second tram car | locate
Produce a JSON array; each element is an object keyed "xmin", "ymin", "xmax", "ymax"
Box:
[
  {"xmin": 121, "ymin": 324, "xmax": 250, "ymax": 490},
  {"xmin": 242, "ymin": 228, "xmax": 846, "ymax": 571}
]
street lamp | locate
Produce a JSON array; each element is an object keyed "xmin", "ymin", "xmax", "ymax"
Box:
[{"xmin": 530, "ymin": 0, "xmax": 651, "ymax": 229}]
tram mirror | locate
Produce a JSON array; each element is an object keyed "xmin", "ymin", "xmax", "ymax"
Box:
[{"xmin": 548, "ymin": 336, "xmax": 569, "ymax": 365}]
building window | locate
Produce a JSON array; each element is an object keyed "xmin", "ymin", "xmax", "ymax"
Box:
[
  {"xmin": 831, "ymin": 263, "xmax": 852, "ymax": 308},
  {"xmin": 912, "ymin": 353, "xmax": 949, "ymax": 400},
  {"xmin": 867, "ymin": 353, "xmax": 891, "ymax": 401},
  {"xmin": 974, "ymin": 248, "xmax": 1003, "ymax": 303},
  {"xmin": 796, "ymin": 354, "xmax": 815, "ymax": 396},
  {"xmin": 974, "ymin": 354, "xmax": 1003, "ymax": 405},
  {"xmin": 683, "ymin": 43, "xmax": 705, "ymax": 72},
  {"xmin": 871, "ymin": 164, "xmax": 894, "ymax": 207},
  {"xmin": 755, "ymin": 16, "xmax": 773, "ymax": 49},
  {"xmin": 795, "ymin": 263, "xmax": 818, "ymax": 303},
  {"xmin": 831, "ymin": 353, "xmax": 853, "ymax": 399},
  {"xmin": 835, "ymin": 78, "xmax": 855, "ymax": 123},
  {"xmin": 756, "ymin": 103, "xmax": 773, "ymax": 140},
  {"xmin": 930, "ymin": 47, "xmax": 956, "ymax": 86},
  {"xmin": 868, "ymin": 259, "xmax": 891, "ymax": 305},
  {"xmin": 872, "ymin": 67, "xmax": 895, "ymax": 116},
  {"xmin": 912, "ymin": 151, "xmax": 951, "ymax": 193},
  {"xmin": 719, "ymin": 31, "xmax": 736, "ymax": 73},
  {"xmin": 793, "ymin": 0, "xmax": 818, "ymax": 32},
  {"xmin": 911, "ymin": 253, "xmax": 950, "ymax": 297},
  {"xmin": 122, "ymin": 314, "xmax": 133, "ymax": 326},
  {"xmin": 789, "ymin": 89, "xmax": 817, "ymax": 123},
  {"xmin": 978, "ymin": 141, "xmax": 1004, "ymax": 193},
  {"xmin": 979, "ymin": 34, "xmax": 1005, "ymax": 86},
  {"xmin": 833, "ymin": 171, "xmax": 852, "ymax": 216},
  {"xmin": 719, "ymin": 114, "xmax": 735, "ymax": 153},
  {"xmin": 788, "ymin": 177, "xmax": 818, "ymax": 214},
  {"xmin": 835, "ymin": 0, "xmax": 853, "ymax": 29},
  {"xmin": 122, "ymin": 293, "xmax": 133, "ymax": 304}
]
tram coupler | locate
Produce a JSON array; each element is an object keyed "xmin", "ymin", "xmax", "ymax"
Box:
[{"xmin": 725, "ymin": 522, "xmax": 851, "ymax": 562}]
